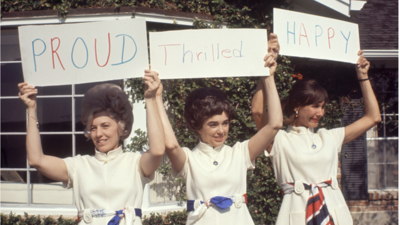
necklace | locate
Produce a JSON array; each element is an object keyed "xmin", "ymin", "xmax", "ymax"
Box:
[
  {"xmin": 210, "ymin": 149, "xmax": 222, "ymax": 166},
  {"xmin": 307, "ymin": 128, "xmax": 317, "ymax": 149}
]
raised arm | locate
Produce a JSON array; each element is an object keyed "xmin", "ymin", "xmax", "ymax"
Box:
[
  {"xmin": 252, "ymin": 33, "xmax": 280, "ymax": 131},
  {"xmin": 18, "ymin": 82, "xmax": 68, "ymax": 182},
  {"xmin": 154, "ymin": 78, "xmax": 186, "ymax": 173},
  {"xmin": 140, "ymin": 70, "xmax": 166, "ymax": 177},
  {"xmin": 343, "ymin": 51, "xmax": 382, "ymax": 144},
  {"xmin": 248, "ymin": 51, "xmax": 283, "ymax": 161}
]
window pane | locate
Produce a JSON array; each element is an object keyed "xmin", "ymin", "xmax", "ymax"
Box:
[
  {"xmin": 1, "ymin": 171, "xmax": 27, "ymax": 204},
  {"xmin": 30, "ymin": 171, "xmax": 73, "ymax": 205},
  {"xmin": 75, "ymin": 97, "xmax": 84, "ymax": 132},
  {"xmin": 0, "ymin": 63, "xmax": 71, "ymax": 96},
  {"xmin": 76, "ymin": 134, "xmax": 95, "ymax": 156},
  {"xmin": 385, "ymin": 140, "xmax": 398, "ymax": 163},
  {"xmin": 367, "ymin": 140, "xmax": 384, "ymax": 163},
  {"xmin": 1, "ymin": 99, "xmax": 26, "ymax": 132},
  {"xmin": 1, "ymin": 63, "xmax": 24, "ymax": 96},
  {"xmin": 368, "ymin": 164, "xmax": 385, "ymax": 189},
  {"xmin": 37, "ymin": 98, "xmax": 72, "ymax": 132},
  {"xmin": 1, "ymin": 135, "xmax": 26, "ymax": 168},
  {"xmin": 75, "ymin": 80, "xmax": 122, "ymax": 95},
  {"xmin": 1, "ymin": 28, "xmax": 21, "ymax": 61},
  {"xmin": 386, "ymin": 164, "xmax": 398, "ymax": 188},
  {"xmin": 41, "ymin": 135, "xmax": 72, "ymax": 159}
]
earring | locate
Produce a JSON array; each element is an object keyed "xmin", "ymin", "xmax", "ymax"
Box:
[{"xmin": 295, "ymin": 111, "xmax": 298, "ymax": 118}]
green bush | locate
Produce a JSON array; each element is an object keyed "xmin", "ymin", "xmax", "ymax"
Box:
[{"xmin": 0, "ymin": 212, "xmax": 77, "ymax": 225}]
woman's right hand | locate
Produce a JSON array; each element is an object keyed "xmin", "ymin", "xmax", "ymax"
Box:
[{"xmin": 18, "ymin": 82, "xmax": 37, "ymax": 109}]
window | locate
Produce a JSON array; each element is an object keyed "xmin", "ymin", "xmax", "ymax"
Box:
[
  {"xmin": 0, "ymin": 26, "xmax": 123, "ymax": 206},
  {"xmin": 367, "ymin": 69, "xmax": 398, "ymax": 190}
]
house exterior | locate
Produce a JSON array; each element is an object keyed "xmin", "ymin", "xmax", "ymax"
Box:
[{"xmin": 1, "ymin": 0, "xmax": 397, "ymax": 224}]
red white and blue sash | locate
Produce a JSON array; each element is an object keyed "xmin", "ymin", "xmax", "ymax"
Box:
[{"xmin": 281, "ymin": 180, "xmax": 335, "ymax": 225}]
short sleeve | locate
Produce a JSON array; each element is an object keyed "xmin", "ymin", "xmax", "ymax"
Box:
[
  {"xmin": 62, "ymin": 156, "xmax": 78, "ymax": 189},
  {"xmin": 136, "ymin": 151, "xmax": 155, "ymax": 183},
  {"xmin": 325, "ymin": 127, "xmax": 345, "ymax": 152},
  {"xmin": 233, "ymin": 140, "xmax": 255, "ymax": 170},
  {"xmin": 171, "ymin": 147, "xmax": 189, "ymax": 179},
  {"xmin": 265, "ymin": 129, "xmax": 283, "ymax": 157}
]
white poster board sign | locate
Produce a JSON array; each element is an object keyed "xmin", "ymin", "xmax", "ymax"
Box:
[
  {"xmin": 273, "ymin": 8, "xmax": 360, "ymax": 64},
  {"xmin": 18, "ymin": 19, "xmax": 148, "ymax": 86},
  {"xmin": 150, "ymin": 29, "xmax": 269, "ymax": 79}
]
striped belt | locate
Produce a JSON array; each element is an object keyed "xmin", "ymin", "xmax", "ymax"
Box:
[
  {"xmin": 281, "ymin": 179, "xmax": 336, "ymax": 225},
  {"xmin": 77, "ymin": 207, "xmax": 142, "ymax": 225},
  {"xmin": 186, "ymin": 194, "xmax": 247, "ymax": 224}
]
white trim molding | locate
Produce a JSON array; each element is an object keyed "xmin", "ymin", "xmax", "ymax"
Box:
[{"xmin": 363, "ymin": 50, "xmax": 398, "ymax": 58}]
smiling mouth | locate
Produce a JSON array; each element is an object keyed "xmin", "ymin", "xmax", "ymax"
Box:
[
  {"xmin": 214, "ymin": 136, "xmax": 224, "ymax": 141},
  {"xmin": 97, "ymin": 139, "xmax": 107, "ymax": 145}
]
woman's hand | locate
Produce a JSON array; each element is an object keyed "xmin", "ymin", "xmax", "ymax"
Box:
[
  {"xmin": 268, "ymin": 33, "xmax": 280, "ymax": 61},
  {"xmin": 264, "ymin": 52, "xmax": 277, "ymax": 76},
  {"xmin": 156, "ymin": 82, "xmax": 164, "ymax": 98},
  {"xmin": 356, "ymin": 50, "xmax": 370, "ymax": 79},
  {"xmin": 18, "ymin": 82, "xmax": 37, "ymax": 109},
  {"xmin": 143, "ymin": 69, "xmax": 161, "ymax": 99}
]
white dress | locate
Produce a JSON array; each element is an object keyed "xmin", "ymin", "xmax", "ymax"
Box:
[
  {"xmin": 266, "ymin": 126, "xmax": 353, "ymax": 225},
  {"xmin": 63, "ymin": 146, "xmax": 154, "ymax": 225},
  {"xmin": 173, "ymin": 140, "xmax": 255, "ymax": 225}
]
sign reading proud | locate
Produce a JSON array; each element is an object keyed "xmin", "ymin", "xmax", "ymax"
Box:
[
  {"xmin": 273, "ymin": 8, "xmax": 360, "ymax": 64},
  {"xmin": 150, "ymin": 29, "xmax": 269, "ymax": 79},
  {"xmin": 18, "ymin": 19, "xmax": 148, "ymax": 86}
]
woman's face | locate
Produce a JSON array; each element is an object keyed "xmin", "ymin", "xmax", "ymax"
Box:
[
  {"xmin": 90, "ymin": 111, "xmax": 120, "ymax": 153},
  {"xmin": 294, "ymin": 102, "xmax": 325, "ymax": 128},
  {"xmin": 197, "ymin": 112, "xmax": 229, "ymax": 148}
]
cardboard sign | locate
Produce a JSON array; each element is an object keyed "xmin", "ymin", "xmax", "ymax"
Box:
[
  {"xmin": 273, "ymin": 8, "xmax": 360, "ymax": 64},
  {"xmin": 18, "ymin": 19, "xmax": 148, "ymax": 86},
  {"xmin": 149, "ymin": 29, "xmax": 269, "ymax": 79}
]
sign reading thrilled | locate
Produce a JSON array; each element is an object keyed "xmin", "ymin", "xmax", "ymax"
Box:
[
  {"xmin": 273, "ymin": 8, "xmax": 360, "ymax": 64},
  {"xmin": 18, "ymin": 19, "xmax": 148, "ymax": 86},
  {"xmin": 149, "ymin": 29, "xmax": 269, "ymax": 79}
]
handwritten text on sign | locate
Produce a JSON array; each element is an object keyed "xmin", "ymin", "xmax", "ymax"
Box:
[
  {"xmin": 150, "ymin": 29, "xmax": 269, "ymax": 79},
  {"xmin": 273, "ymin": 8, "xmax": 360, "ymax": 64},
  {"xmin": 18, "ymin": 19, "xmax": 148, "ymax": 86}
]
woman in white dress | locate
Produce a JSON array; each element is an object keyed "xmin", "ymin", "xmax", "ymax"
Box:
[
  {"xmin": 252, "ymin": 50, "xmax": 381, "ymax": 225},
  {"xmin": 17, "ymin": 71, "xmax": 164, "ymax": 225},
  {"xmin": 147, "ymin": 34, "xmax": 282, "ymax": 225}
]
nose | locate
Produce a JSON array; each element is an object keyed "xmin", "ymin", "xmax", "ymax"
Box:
[
  {"xmin": 96, "ymin": 128, "xmax": 103, "ymax": 138},
  {"xmin": 316, "ymin": 107, "xmax": 324, "ymax": 117},
  {"xmin": 216, "ymin": 125, "xmax": 224, "ymax": 134}
]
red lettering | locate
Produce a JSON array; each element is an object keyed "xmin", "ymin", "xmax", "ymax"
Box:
[
  {"xmin": 51, "ymin": 37, "xmax": 65, "ymax": 70},
  {"xmin": 221, "ymin": 49, "xmax": 231, "ymax": 58},
  {"xmin": 196, "ymin": 52, "xmax": 203, "ymax": 61},
  {"xmin": 299, "ymin": 23, "xmax": 310, "ymax": 47},
  {"xmin": 158, "ymin": 44, "xmax": 181, "ymax": 66},
  {"xmin": 327, "ymin": 27, "xmax": 335, "ymax": 49},
  {"xmin": 95, "ymin": 33, "xmax": 111, "ymax": 67}
]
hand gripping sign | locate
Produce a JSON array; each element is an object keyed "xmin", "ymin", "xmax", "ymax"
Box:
[
  {"xmin": 273, "ymin": 8, "xmax": 360, "ymax": 64},
  {"xmin": 18, "ymin": 19, "xmax": 148, "ymax": 86}
]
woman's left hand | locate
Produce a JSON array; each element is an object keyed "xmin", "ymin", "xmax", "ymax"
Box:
[
  {"xmin": 264, "ymin": 52, "xmax": 277, "ymax": 75},
  {"xmin": 356, "ymin": 50, "xmax": 370, "ymax": 78},
  {"xmin": 143, "ymin": 68, "xmax": 161, "ymax": 99}
]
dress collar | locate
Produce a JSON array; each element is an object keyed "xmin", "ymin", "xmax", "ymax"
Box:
[
  {"xmin": 94, "ymin": 145, "xmax": 123, "ymax": 162},
  {"xmin": 197, "ymin": 141, "xmax": 224, "ymax": 153},
  {"xmin": 286, "ymin": 125, "xmax": 314, "ymax": 134}
]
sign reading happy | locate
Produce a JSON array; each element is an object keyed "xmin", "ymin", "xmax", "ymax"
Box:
[{"xmin": 273, "ymin": 8, "xmax": 360, "ymax": 64}]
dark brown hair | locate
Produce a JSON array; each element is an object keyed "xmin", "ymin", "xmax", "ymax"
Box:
[
  {"xmin": 283, "ymin": 79, "xmax": 328, "ymax": 118},
  {"xmin": 184, "ymin": 87, "xmax": 233, "ymax": 132},
  {"xmin": 81, "ymin": 83, "xmax": 133, "ymax": 140}
]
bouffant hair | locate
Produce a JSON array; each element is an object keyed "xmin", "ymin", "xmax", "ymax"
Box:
[
  {"xmin": 184, "ymin": 87, "xmax": 233, "ymax": 132},
  {"xmin": 283, "ymin": 79, "xmax": 328, "ymax": 119},
  {"xmin": 82, "ymin": 83, "xmax": 133, "ymax": 140}
]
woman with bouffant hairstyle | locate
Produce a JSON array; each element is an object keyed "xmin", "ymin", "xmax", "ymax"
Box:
[
  {"xmin": 17, "ymin": 70, "xmax": 164, "ymax": 225},
  {"xmin": 252, "ymin": 50, "xmax": 381, "ymax": 225},
  {"xmin": 148, "ymin": 34, "xmax": 282, "ymax": 225}
]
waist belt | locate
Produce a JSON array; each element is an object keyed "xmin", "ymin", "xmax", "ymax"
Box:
[
  {"xmin": 186, "ymin": 194, "xmax": 247, "ymax": 224},
  {"xmin": 281, "ymin": 179, "xmax": 336, "ymax": 225},
  {"xmin": 77, "ymin": 207, "xmax": 142, "ymax": 225}
]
